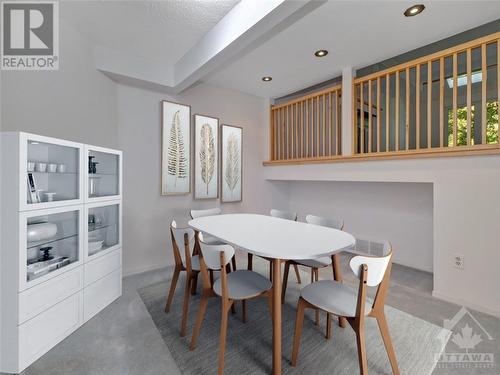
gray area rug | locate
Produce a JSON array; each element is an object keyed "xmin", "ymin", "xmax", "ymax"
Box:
[{"xmin": 138, "ymin": 266, "xmax": 450, "ymax": 374}]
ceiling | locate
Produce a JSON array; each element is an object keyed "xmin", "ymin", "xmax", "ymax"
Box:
[
  {"xmin": 60, "ymin": 0, "xmax": 240, "ymax": 65},
  {"xmin": 203, "ymin": 1, "xmax": 500, "ymax": 98}
]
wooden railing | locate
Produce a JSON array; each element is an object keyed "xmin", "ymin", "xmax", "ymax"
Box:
[
  {"xmin": 269, "ymin": 85, "xmax": 342, "ymax": 161},
  {"xmin": 353, "ymin": 32, "xmax": 500, "ymax": 155}
]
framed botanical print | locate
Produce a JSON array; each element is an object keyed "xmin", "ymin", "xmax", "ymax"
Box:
[
  {"xmin": 194, "ymin": 114, "xmax": 219, "ymax": 199},
  {"xmin": 161, "ymin": 100, "xmax": 191, "ymax": 195},
  {"xmin": 221, "ymin": 124, "xmax": 242, "ymax": 203}
]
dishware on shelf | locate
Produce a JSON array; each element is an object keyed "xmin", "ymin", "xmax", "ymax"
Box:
[
  {"xmin": 27, "ymin": 222, "xmax": 58, "ymax": 242},
  {"xmin": 57, "ymin": 163, "xmax": 67, "ymax": 173},
  {"xmin": 44, "ymin": 192, "xmax": 57, "ymax": 202},
  {"xmin": 27, "ymin": 161, "xmax": 35, "ymax": 172},
  {"xmin": 48, "ymin": 163, "xmax": 58, "ymax": 173},
  {"xmin": 89, "ymin": 176, "xmax": 101, "ymax": 197},
  {"xmin": 26, "ymin": 256, "xmax": 70, "ymax": 281},
  {"xmin": 35, "ymin": 162, "xmax": 47, "ymax": 172},
  {"xmin": 89, "ymin": 240, "xmax": 104, "ymax": 254}
]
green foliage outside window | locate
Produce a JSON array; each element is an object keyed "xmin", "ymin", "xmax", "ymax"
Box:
[{"xmin": 448, "ymin": 102, "xmax": 499, "ymax": 146}]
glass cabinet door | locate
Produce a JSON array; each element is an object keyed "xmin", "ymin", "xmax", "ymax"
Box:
[
  {"xmin": 26, "ymin": 138, "xmax": 81, "ymax": 206},
  {"xmin": 25, "ymin": 209, "xmax": 81, "ymax": 284},
  {"xmin": 87, "ymin": 148, "xmax": 120, "ymax": 200},
  {"xmin": 87, "ymin": 203, "xmax": 120, "ymax": 257}
]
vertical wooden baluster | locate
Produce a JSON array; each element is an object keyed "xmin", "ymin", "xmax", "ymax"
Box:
[
  {"xmin": 276, "ymin": 108, "xmax": 280, "ymax": 159},
  {"xmin": 386, "ymin": 75, "xmax": 390, "ymax": 151},
  {"xmin": 300, "ymin": 101, "xmax": 304, "ymax": 158},
  {"xmin": 467, "ymin": 48, "xmax": 472, "ymax": 146},
  {"xmin": 306, "ymin": 99, "xmax": 309, "ymax": 157},
  {"xmin": 368, "ymin": 80, "xmax": 372, "ymax": 153},
  {"xmin": 481, "ymin": 43, "xmax": 487, "ymax": 144},
  {"xmin": 316, "ymin": 96, "xmax": 320, "ymax": 157},
  {"xmin": 337, "ymin": 89, "xmax": 341, "ymax": 155},
  {"xmin": 453, "ymin": 53, "xmax": 458, "ymax": 147},
  {"xmin": 322, "ymin": 94, "xmax": 326, "ymax": 156},
  {"xmin": 329, "ymin": 92, "xmax": 332, "ymax": 156},
  {"xmin": 282, "ymin": 107, "xmax": 285, "ymax": 159},
  {"xmin": 360, "ymin": 82, "xmax": 365, "ymax": 153},
  {"xmin": 354, "ymin": 84, "xmax": 358, "ymax": 154},
  {"xmin": 416, "ymin": 65, "xmax": 420, "ymax": 149},
  {"xmin": 395, "ymin": 72, "xmax": 400, "ymax": 151},
  {"xmin": 405, "ymin": 67, "xmax": 410, "ymax": 151},
  {"xmin": 295, "ymin": 103, "xmax": 298, "ymax": 159},
  {"xmin": 290, "ymin": 105, "xmax": 294, "ymax": 159},
  {"xmin": 377, "ymin": 77, "xmax": 381, "ymax": 152},
  {"xmin": 498, "ymin": 40, "xmax": 500, "ymax": 144},
  {"xmin": 274, "ymin": 109, "xmax": 278, "ymax": 160},
  {"xmin": 439, "ymin": 57, "xmax": 444, "ymax": 148},
  {"xmin": 427, "ymin": 61, "xmax": 432, "ymax": 148},
  {"xmin": 287, "ymin": 105, "xmax": 290, "ymax": 159}
]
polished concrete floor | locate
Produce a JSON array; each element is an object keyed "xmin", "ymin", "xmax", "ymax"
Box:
[{"xmin": 15, "ymin": 254, "xmax": 499, "ymax": 375}]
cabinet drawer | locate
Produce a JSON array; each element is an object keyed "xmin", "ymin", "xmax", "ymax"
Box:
[
  {"xmin": 18, "ymin": 267, "xmax": 83, "ymax": 324},
  {"xmin": 19, "ymin": 292, "xmax": 83, "ymax": 371},
  {"xmin": 84, "ymin": 248, "xmax": 121, "ymax": 287},
  {"xmin": 84, "ymin": 268, "xmax": 121, "ymax": 322}
]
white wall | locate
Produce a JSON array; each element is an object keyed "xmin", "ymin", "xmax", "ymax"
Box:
[
  {"xmin": 0, "ymin": 21, "xmax": 118, "ymax": 148},
  {"xmin": 287, "ymin": 181, "xmax": 433, "ymax": 272},
  {"xmin": 263, "ymin": 155, "xmax": 500, "ymax": 316},
  {"xmin": 117, "ymin": 83, "xmax": 287, "ymax": 275}
]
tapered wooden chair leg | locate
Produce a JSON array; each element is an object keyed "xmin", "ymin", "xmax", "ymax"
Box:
[
  {"xmin": 291, "ymin": 297, "xmax": 306, "ymax": 367},
  {"xmin": 242, "ymin": 300, "xmax": 247, "ymax": 323},
  {"xmin": 293, "ymin": 264, "xmax": 301, "ymax": 284},
  {"xmin": 281, "ymin": 262, "xmax": 290, "ymax": 304},
  {"xmin": 377, "ymin": 313, "xmax": 400, "ymax": 375},
  {"xmin": 218, "ymin": 303, "xmax": 230, "ymax": 375},
  {"xmin": 165, "ymin": 267, "xmax": 180, "ymax": 312},
  {"xmin": 313, "ymin": 268, "xmax": 320, "ymax": 326},
  {"xmin": 190, "ymin": 292, "xmax": 209, "ymax": 350},
  {"xmin": 355, "ymin": 326, "xmax": 368, "ymax": 375},
  {"xmin": 180, "ymin": 273, "xmax": 192, "ymax": 337},
  {"xmin": 190, "ymin": 271, "xmax": 198, "ymax": 295},
  {"xmin": 326, "ymin": 313, "xmax": 332, "ymax": 339},
  {"xmin": 247, "ymin": 253, "xmax": 253, "ymax": 270}
]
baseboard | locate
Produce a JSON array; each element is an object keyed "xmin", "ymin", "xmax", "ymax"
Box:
[
  {"xmin": 123, "ymin": 262, "xmax": 172, "ymax": 277},
  {"xmin": 432, "ymin": 290, "xmax": 500, "ymax": 318}
]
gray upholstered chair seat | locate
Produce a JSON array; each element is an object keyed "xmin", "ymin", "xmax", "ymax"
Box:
[
  {"xmin": 213, "ymin": 270, "xmax": 272, "ymax": 300},
  {"xmin": 296, "ymin": 256, "xmax": 331, "ymax": 268},
  {"xmin": 202, "ymin": 233, "xmax": 225, "ymax": 246},
  {"xmin": 300, "ymin": 280, "xmax": 371, "ymax": 317}
]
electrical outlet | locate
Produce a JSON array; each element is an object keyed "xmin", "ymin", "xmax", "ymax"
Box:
[{"xmin": 453, "ymin": 254, "xmax": 464, "ymax": 269}]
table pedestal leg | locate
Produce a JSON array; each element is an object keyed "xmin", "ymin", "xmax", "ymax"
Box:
[{"xmin": 272, "ymin": 258, "xmax": 282, "ymax": 375}]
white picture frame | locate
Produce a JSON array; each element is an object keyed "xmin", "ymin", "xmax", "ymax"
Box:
[
  {"xmin": 221, "ymin": 124, "xmax": 242, "ymax": 203},
  {"xmin": 194, "ymin": 114, "xmax": 219, "ymax": 199},
  {"xmin": 161, "ymin": 100, "xmax": 191, "ymax": 195}
]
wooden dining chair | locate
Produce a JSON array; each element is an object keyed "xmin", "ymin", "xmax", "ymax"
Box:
[
  {"xmin": 247, "ymin": 209, "xmax": 302, "ymax": 284},
  {"xmin": 190, "ymin": 208, "xmax": 237, "ymax": 292},
  {"xmin": 291, "ymin": 242, "xmax": 400, "ymax": 375},
  {"xmin": 164, "ymin": 220, "xmax": 200, "ymax": 337},
  {"xmin": 282, "ymin": 214, "xmax": 345, "ymax": 327},
  {"xmin": 190, "ymin": 233, "xmax": 273, "ymax": 375}
]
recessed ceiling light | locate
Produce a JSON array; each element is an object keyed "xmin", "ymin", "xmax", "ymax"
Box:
[
  {"xmin": 404, "ymin": 4, "xmax": 425, "ymax": 17},
  {"xmin": 262, "ymin": 76, "xmax": 272, "ymax": 82},
  {"xmin": 314, "ymin": 49, "xmax": 328, "ymax": 57}
]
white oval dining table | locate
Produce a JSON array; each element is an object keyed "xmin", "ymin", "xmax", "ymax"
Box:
[{"xmin": 189, "ymin": 213, "xmax": 356, "ymax": 375}]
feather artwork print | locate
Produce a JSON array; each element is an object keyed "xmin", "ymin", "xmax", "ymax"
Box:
[
  {"xmin": 224, "ymin": 133, "xmax": 240, "ymax": 196},
  {"xmin": 199, "ymin": 123, "xmax": 215, "ymax": 194},
  {"xmin": 167, "ymin": 110, "xmax": 188, "ymax": 187}
]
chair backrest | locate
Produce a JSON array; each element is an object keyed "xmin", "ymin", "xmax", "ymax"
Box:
[
  {"xmin": 270, "ymin": 209, "xmax": 297, "ymax": 221},
  {"xmin": 198, "ymin": 232, "xmax": 235, "ymax": 270},
  {"xmin": 349, "ymin": 241, "xmax": 392, "ymax": 287},
  {"xmin": 305, "ymin": 214, "xmax": 344, "ymax": 230},
  {"xmin": 170, "ymin": 220, "xmax": 195, "ymax": 265},
  {"xmin": 190, "ymin": 208, "xmax": 221, "ymax": 219}
]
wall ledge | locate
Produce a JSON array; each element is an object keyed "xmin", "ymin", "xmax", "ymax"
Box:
[{"xmin": 263, "ymin": 144, "xmax": 500, "ymax": 166}]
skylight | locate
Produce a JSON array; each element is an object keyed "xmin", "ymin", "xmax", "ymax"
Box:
[{"xmin": 446, "ymin": 71, "xmax": 482, "ymax": 88}]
